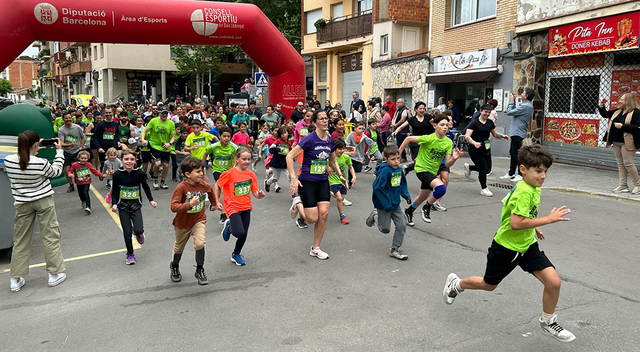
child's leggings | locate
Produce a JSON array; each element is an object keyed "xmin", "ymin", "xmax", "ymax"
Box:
[
  {"xmin": 229, "ymin": 210, "xmax": 250, "ymax": 255},
  {"xmin": 77, "ymin": 184, "xmax": 91, "ymax": 208},
  {"xmin": 119, "ymin": 208, "xmax": 144, "ymax": 255}
]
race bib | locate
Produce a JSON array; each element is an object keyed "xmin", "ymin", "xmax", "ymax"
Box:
[
  {"xmin": 194, "ymin": 137, "xmax": 207, "ymax": 148},
  {"xmin": 103, "ymin": 132, "xmax": 115, "ymax": 140},
  {"xmin": 391, "ymin": 170, "xmax": 402, "ymax": 187},
  {"xmin": 76, "ymin": 166, "xmax": 90, "ymax": 178},
  {"xmin": 187, "ymin": 194, "xmax": 206, "ymax": 214},
  {"xmin": 120, "ymin": 186, "xmax": 140, "ymax": 200},
  {"xmin": 216, "ymin": 156, "xmax": 231, "ymax": 167},
  {"xmin": 234, "ymin": 179, "xmax": 251, "ymax": 196},
  {"xmin": 278, "ymin": 144, "xmax": 290, "ymax": 154},
  {"xmin": 310, "ymin": 159, "xmax": 327, "ymax": 174},
  {"xmin": 65, "ymin": 134, "xmax": 78, "ymax": 144},
  {"xmin": 300, "ymin": 126, "xmax": 309, "ymax": 136},
  {"xmin": 484, "ymin": 140, "xmax": 491, "ymax": 150}
]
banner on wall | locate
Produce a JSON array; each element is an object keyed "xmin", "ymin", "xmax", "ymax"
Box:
[
  {"xmin": 609, "ymin": 70, "xmax": 640, "ymax": 109},
  {"xmin": 548, "ymin": 12, "xmax": 640, "ymax": 57},
  {"xmin": 544, "ymin": 117, "xmax": 599, "ymax": 146}
]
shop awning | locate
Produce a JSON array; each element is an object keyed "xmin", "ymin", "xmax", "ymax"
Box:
[{"xmin": 425, "ymin": 67, "xmax": 498, "ymax": 84}]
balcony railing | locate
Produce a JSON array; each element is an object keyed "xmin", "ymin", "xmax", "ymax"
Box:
[
  {"xmin": 55, "ymin": 75, "xmax": 67, "ymax": 85},
  {"xmin": 316, "ymin": 11, "xmax": 372, "ymax": 44},
  {"xmin": 61, "ymin": 60, "xmax": 92, "ymax": 76}
]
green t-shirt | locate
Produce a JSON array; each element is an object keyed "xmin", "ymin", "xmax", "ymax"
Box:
[
  {"xmin": 205, "ymin": 141, "xmax": 237, "ymax": 173},
  {"xmin": 493, "ymin": 181, "xmax": 541, "ymax": 253},
  {"xmin": 144, "ymin": 117, "xmax": 175, "ymax": 151},
  {"xmin": 414, "ymin": 134, "xmax": 452, "ymax": 175},
  {"xmin": 186, "ymin": 132, "xmax": 215, "ymax": 160},
  {"xmin": 53, "ymin": 117, "xmax": 64, "ymax": 133},
  {"xmin": 82, "ymin": 116, "xmax": 94, "ymax": 126},
  {"xmin": 329, "ymin": 153, "xmax": 352, "ymax": 186}
]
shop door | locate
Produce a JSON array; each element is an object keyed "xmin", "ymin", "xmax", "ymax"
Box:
[{"xmin": 342, "ymin": 70, "xmax": 362, "ymax": 111}]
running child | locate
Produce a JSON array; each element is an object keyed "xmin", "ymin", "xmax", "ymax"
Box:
[
  {"xmin": 67, "ymin": 150, "xmax": 105, "ymax": 215},
  {"xmin": 264, "ymin": 125, "xmax": 292, "ymax": 194},
  {"xmin": 217, "ymin": 147, "xmax": 266, "ymax": 266},
  {"xmin": 432, "ymin": 116, "xmax": 456, "ymax": 212},
  {"xmin": 346, "ymin": 121, "xmax": 383, "ymax": 178},
  {"xmin": 169, "ymin": 156, "xmax": 217, "ymax": 285},
  {"xmin": 185, "ymin": 119, "xmax": 216, "ymax": 183},
  {"xmin": 102, "ymin": 147, "xmax": 122, "ymax": 191},
  {"xmin": 203, "ymin": 126, "xmax": 237, "ymax": 223},
  {"xmin": 111, "ymin": 150, "xmax": 157, "ymax": 265},
  {"xmin": 174, "ymin": 126, "xmax": 190, "ymax": 181},
  {"xmin": 363, "ymin": 117, "xmax": 384, "ymax": 172},
  {"xmin": 443, "ymin": 145, "xmax": 575, "ymax": 343},
  {"xmin": 328, "ymin": 139, "xmax": 355, "ymax": 224},
  {"xmin": 365, "ymin": 145, "xmax": 411, "ymax": 260},
  {"xmin": 232, "ymin": 121, "xmax": 250, "ymax": 147},
  {"xmin": 253, "ymin": 122, "xmax": 271, "ymax": 170}
]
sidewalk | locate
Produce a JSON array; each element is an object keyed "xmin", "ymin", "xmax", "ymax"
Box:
[{"xmin": 449, "ymin": 155, "xmax": 640, "ymax": 203}]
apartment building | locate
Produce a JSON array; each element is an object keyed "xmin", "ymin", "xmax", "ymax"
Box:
[{"xmin": 1, "ymin": 59, "xmax": 40, "ymax": 101}]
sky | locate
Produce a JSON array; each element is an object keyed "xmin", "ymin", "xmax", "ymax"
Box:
[{"xmin": 20, "ymin": 42, "xmax": 39, "ymax": 58}]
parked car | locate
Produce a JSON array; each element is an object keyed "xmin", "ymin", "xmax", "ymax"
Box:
[{"xmin": 0, "ymin": 97, "xmax": 14, "ymax": 111}]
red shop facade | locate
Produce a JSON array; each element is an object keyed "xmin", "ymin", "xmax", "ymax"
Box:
[{"xmin": 542, "ymin": 11, "xmax": 640, "ymax": 167}]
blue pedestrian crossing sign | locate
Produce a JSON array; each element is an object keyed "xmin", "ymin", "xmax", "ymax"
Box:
[{"xmin": 255, "ymin": 72, "xmax": 268, "ymax": 88}]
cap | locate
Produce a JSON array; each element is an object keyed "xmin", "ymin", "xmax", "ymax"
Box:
[
  {"xmin": 128, "ymin": 138, "xmax": 138, "ymax": 145},
  {"xmin": 480, "ymin": 104, "xmax": 493, "ymax": 111},
  {"xmin": 160, "ymin": 109, "xmax": 169, "ymax": 115}
]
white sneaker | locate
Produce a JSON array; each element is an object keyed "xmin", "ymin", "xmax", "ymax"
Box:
[
  {"xmin": 274, "ymin": 184, "xmax": 282, "ymax": 193},
  {"xmin": 499, "ymin": 173, "xmax": 513, "ymax": 180},
  {"xmin": 463, "ymin": 163, "xmax": 471, "ymax": 179},
  {"xmin": 539, "ymin": 314, "xmax": 576, "ymax": 343},
  {"xmin": 613, "ymin": 185, "xmax": 630, "ymax": 193},
  {"xmin": 290, "ymin": 196, "xmax": 301, "ymax": 219},
  {"xmin": 342, "ymin": 198, "xmax": 352, "ymax": 206},
  {"xmin": 443, "ymin": 273, "xmax": 460, "ymax": 305},
  {"xmin": 48, "ymin": 272, "xmax": 67, "ymax": 287},
  {"xmin": 309, "ymin": 246, "xmax": 329, "ymax": 260},
  {"xmin": 10, "ymin": 277, "xmax": 25, "ymax": 292},
  {"xmin": 480, "ymin": 188, "xmax": 493, "ymax": 197},
  {"xmin": 511, "ymin": 175, "xmax": 523, "ymax": 182}
]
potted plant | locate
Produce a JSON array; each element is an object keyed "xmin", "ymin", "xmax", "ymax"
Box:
[{"xmin": 314, "ymin": 18, "xmax": 327, "ymax": 30}]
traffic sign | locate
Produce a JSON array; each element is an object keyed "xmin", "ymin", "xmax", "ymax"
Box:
[{"xmin": 255, "ymin": 72, "xmax": 268, "ymax": 88}]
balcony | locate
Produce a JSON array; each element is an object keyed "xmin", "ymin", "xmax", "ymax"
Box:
[
  {"xmin": 316, "ymin": 11, "xmax": 372, "ymax": 45},
  {"xmin": 61, "ymin": 60, "xmax": 92, "ymax": 76},
  {"xmin": 55, "ymin": 75, "xmax": 67, "ymax": 85}
]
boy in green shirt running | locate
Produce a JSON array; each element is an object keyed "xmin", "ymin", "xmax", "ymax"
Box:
[
  {"xmin": 443, "ymin": 145, "xmax": 575, "ymax": 343},
  {"xmin": 328, "ymin": 139, "xmax": 356, "ymax": 224},
  {"xmin": 185, "ymin": 119, "xmax": 216, "ymax": 183},
  {"xmin": 203, "ymin": 126, "xmax": 237, "ymax": 223}
]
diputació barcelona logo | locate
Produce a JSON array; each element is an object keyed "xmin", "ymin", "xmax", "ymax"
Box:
[{"xmin": 34, "ymin": 2, "xmax": 58, "ymax": 25}]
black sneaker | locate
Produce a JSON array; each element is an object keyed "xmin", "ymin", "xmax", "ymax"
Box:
[
  {"xmin": 219, "ymin": 213, "xmax": 227, "ymax": 224},
  {"xmin": 67, "ymin": 185, "xmax": 75, "ymax": 193},
  {"xmin": 195, "ymin": 267, "xmax": 208, "ymax": 285},
  {"xmin": 264, "ymin": 179, "xmax": 270, "ymax": 193},
  {"xmin": 170, "ymin": 262, "xmax": 182, "ymax": 282},
  {"xmin": 296, "ymin": 217, "xmax": 308, "ymax": 229},
  {"xmin": 404, "ymin": 208, "xmax": 415, "ymax": 227},
  {"xmin": 421, "ymin": 204, "xmax": 432, "ymax": 223}
]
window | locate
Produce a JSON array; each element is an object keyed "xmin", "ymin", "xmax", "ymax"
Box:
[
  {"xmin": 380, "ymin": 35, "xmax": 389, "ymax": 55},
  {"xmin": 548, "ymin": 76, "xmax": 600, "ymax": 114},
  {"xmin": 402, "ymin": 28, "xmax": 419, "ymax": 52},
  {"xmin": 100, "ymin": 44, "xmax": 104, "ymax": 59},
  {"xmin": 332, "ymin": 3, "xmax": 343, "ymax": 19},
  {"xmin": 355, "ymin": 0, "xmax": 372, "ymax": 13},
  {"xmin": 93, "ymin": 46, "xmax": 97, "ymax": 61},
  {"xmin": 317, "ymin": 60, "xmax": 327, "ymax": 82},
  {"xmin": 306, "ymin": 9, "xmax": 323, "ymax": 34},
  {"xmin": 452, "ymin": 0, "xmax": 496, "ymax": 26}
]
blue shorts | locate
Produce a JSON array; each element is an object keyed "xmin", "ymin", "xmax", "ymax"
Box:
[{"xmin": 330, "ymin": 184, "xmax": 347, "ymax": 195}]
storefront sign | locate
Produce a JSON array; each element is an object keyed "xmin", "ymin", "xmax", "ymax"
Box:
[
  {"xmin": 126, "ymin": 71, "xmax": 161, "ymax": 80},
  {"xmin": 548, "ymin": 12, "xmax": 640, "ymax": 57},
  {"xmin": 544, "ymin": 117, "xmax": 599, "ymax": 146},
  {"xmin": 341, "ymin": 53, "xmax": 362, "ymax": 73},
  {"xmin": 427, "ymin": 90, "xmax": 435, "ymax": 108},
  {"xmin": 433, "ymin": 48, "xmax": 497, "ymax": 73},
  {"xmin": 547, "ymin": 53, "xmax": 605, "ymax": 71},
  {"xmin": 492, "ymin": 88, "xmax": 503, "ymax": 111},
  {"xmin": 609, "ymin": 70, "xmax": 640, "ymax": 109}
]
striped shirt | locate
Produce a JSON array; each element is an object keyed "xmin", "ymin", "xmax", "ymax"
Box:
[{"xmin": 4, "ymin": 149, "xmax": 64, "ymax": 205}]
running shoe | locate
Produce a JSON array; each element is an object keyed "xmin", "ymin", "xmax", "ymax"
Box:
[
  {"xmin": 404, "ymin": 208, "xmax": 415, "ymax": 227},
  {"xmin": 105, "ymin": 193, "xmax": 112, "ymax": 204},
  {"xmin": 309, "ymin": 246, "xmax": 329, "ymax": 260},
  {"xmin": 10, "ymin": 277, "xmax": 25, "ymax": 292},
  {"xmin": 264, "ymin": 179, "xmax": 270, "ymax": 193},
  {"xmin": 275, "ymin": 184, "xmax": 282, "ymax": 193},
  {"xmin": 170, "ymin": 262, "xmax": 182, "ymax": 282},
  {"xmin": 539, "ymin": 314, "xmax": 576, "ymax": 343},
  {"xmin": 47, "ymin": 273, "xmax": 66, "ymax": 287},
  {"xmin": 195, "ymin": 267, "xmax": 208, "ymax": 285},
  {"xmin": 480, "ymin": 188, "xmax": 494, "ymax": 197},
  {"xmin": 443, "ymin": 273, "xmax": 460, "ymax": 305},
  {"xmin": 231, "ymin": 253, "xmax": 246, "ymax": 266},
  {"xmin": 421, "ymin": 204, "xmax": 431, "ymax": 223},
  {"xmin": 342, "ymin": 198, "xmax": 352, "ymax": 206},
  {"xmin": 152, "ymin": 178, "xmax": 159, "ymax": 189},
  {"xmin": 290, "ymin": 196, "xmax": 301, "ymax": 219},
  {"xmin": 499, "ymin": 173, "xmax": 514, "ymax": 180},
  {"xmin": 160, "ymin": 181, "xmax": 169, "ymax": 189},
  {"xmin": 613, "ymin": 185, "xmax": 630, "ymax": 193},
  {"xmin": 511, "ymin": 175, "xmax": 523, "ymax": 182},
  {"xmin": 389, "ymin": 248, "xmax": 408, "ymax": 260},
  {"xmin": 67, "ymin": 185, "xmax": 75, "ymax": 193},
  {"xmin": 402, "ymin": 164, "xmax": 411, "ymax": 176},
  {"xmin": 125, "ymin": 254, "xmax": 136, "ymax": 265},
  {"xmin": 219, "ymin": 213, "xmax": 227, "ymax": 224},
  {"xmin": 463, "ymin": 163, "xmax": 471, "ymax": 179},
  {"xmin": 363, "ymin": 165, "xmax": 372, "ymax": 173},
  {"xmin": 84, "ymin": 207, "xmax": 92, "ymax": 215},
  {"xmin": 135, "ymin": 233, "xmax": 145, "ymax": 245},
  {"xmin": 365, "ymin": 209, "xmax": 377, "ymax": 227},
  {"xmin": 340, "ymin": 214, "xmax": 349, "ymax": 225},
  {"xmin": 221, "ymin": 219, "xmax": 231, "ymax": 242},
  {"xmin": 432, "ymin": 202, "xmax": 447, "ymax": 212},
  {"xmin": 296, "ymin": 217, "xmax": 308, "ymax": 229}
]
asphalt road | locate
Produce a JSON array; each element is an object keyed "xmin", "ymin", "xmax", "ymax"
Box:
[{"xmin": 0, "ymin": 166, "xmax": 638, "ymax": 351}]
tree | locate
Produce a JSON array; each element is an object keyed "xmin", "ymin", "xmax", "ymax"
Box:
[
  {"xmin": 0, "ymin": 79, "xmax": 12, "ymax": 96},
  {"xmin": 171, "ymin": 45, "xmax": 245, "ymax": 95},
  {"xmin": 18, "ymin": 55, "xmax": 34, "ymax": 61}
]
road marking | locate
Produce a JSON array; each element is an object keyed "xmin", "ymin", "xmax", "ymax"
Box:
[{"xmin": 0, "ymin": 184, "xmax": 141, "ymax": 274}]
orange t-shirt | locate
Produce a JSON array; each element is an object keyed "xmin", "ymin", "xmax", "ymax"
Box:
[{"xmin": 217, "ymin": 167, "xmax": 258, "ymax": 216}]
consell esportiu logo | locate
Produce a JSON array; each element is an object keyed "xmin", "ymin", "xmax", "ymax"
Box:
[{"xmin": 191, "ymin": 8, "xmax": 240, "ymax": 36}]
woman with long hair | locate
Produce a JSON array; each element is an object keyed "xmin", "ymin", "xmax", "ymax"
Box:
[
  {"xmin": 599, "ymin": 93, "xmax": 640, "ymax": 194},
  {"xmin": 4, "ymin": 130, "xmax": 67, "ymax": 292}
]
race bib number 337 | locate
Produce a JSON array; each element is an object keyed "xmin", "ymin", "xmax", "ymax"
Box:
[{"xmin": 234, "ymin": 179, "xmax": 251, "ymax": 196}]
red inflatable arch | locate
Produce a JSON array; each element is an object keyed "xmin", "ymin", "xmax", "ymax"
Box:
[{"xmin": 0, "ymin": 0, "xmax": 305, "ymax": 115}]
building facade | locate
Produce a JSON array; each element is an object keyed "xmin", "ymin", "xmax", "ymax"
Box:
[{"xmin": 2, "ymin": 59, "xmax": 40, "ymax": 102}]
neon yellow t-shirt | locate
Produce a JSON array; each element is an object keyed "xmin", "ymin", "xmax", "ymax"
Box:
[
  {"xmin": 414, "ymin": 134, "xmax": 452, "ymax": 175},
  {"xmin": 493, "ymin": 181, "xmax": 541, "ymax": 253},
  {"xmin": 205, "ymin": 141, "xmax": 237, "ymax": 174},
  {"xmin": 186, "ymin": 132, "xmax": 215, "ymax": 159},
  {"xmin": 329, "ymin": 153, "xmax": 351, "ymax": 186},
  {"xmin": 144, "ymin": 117, "xmax": 175, "ymax": 151}
]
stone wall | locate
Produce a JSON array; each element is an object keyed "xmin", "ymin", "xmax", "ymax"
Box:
[{"xmin": 371, "ymin": 55, "xmax": 429, "ymax": 103}]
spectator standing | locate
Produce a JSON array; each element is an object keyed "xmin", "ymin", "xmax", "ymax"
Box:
[{"xmin": 501, "ymin": 88, "xmax": 534, "ymax": 183}]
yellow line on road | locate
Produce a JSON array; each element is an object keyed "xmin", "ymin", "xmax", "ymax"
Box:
[
  {"xmin": 1, "ymin": 249, "xmax": 127, "ymax": 273},
  {"xmin": 90, "ymin": 183, "xmax": 140, "ymax": 249}
]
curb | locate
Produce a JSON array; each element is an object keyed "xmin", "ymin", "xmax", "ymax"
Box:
[{"xmin": 449, "ymin": 170, "xmax": 640, "ymax": 203}]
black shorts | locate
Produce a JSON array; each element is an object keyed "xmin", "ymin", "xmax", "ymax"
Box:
[
  {"xmin": 150, "ymin": 147, "xmax": 171, "ymax": 164},
  {"xmin": 437, "ymin": 163, "xmax": 449, "ymax": 175},
  {"xmin": 330, "ymin": 183, "xmax": 347, "ymax": 195},
  {"xmin": 213, "ymin": 172, "xmax": 222, "ymax": 181},
  {"xmin": 299, "ymin": 178, "xmax": 330, "ymax": 208},
  {"xmin": 141, "ymin": 150, "xmax": 152, "ymax": 163},
  {"xmin": 63, "ymin": 151, "xmax": 79, "ymax": 167},
  {"xmin": 483, "ymin": 240, "xmax": 554, "ymax": 286},
  {"xmin": 416, "ymin": 171, "xmax": 437, "ymax": 190}
]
